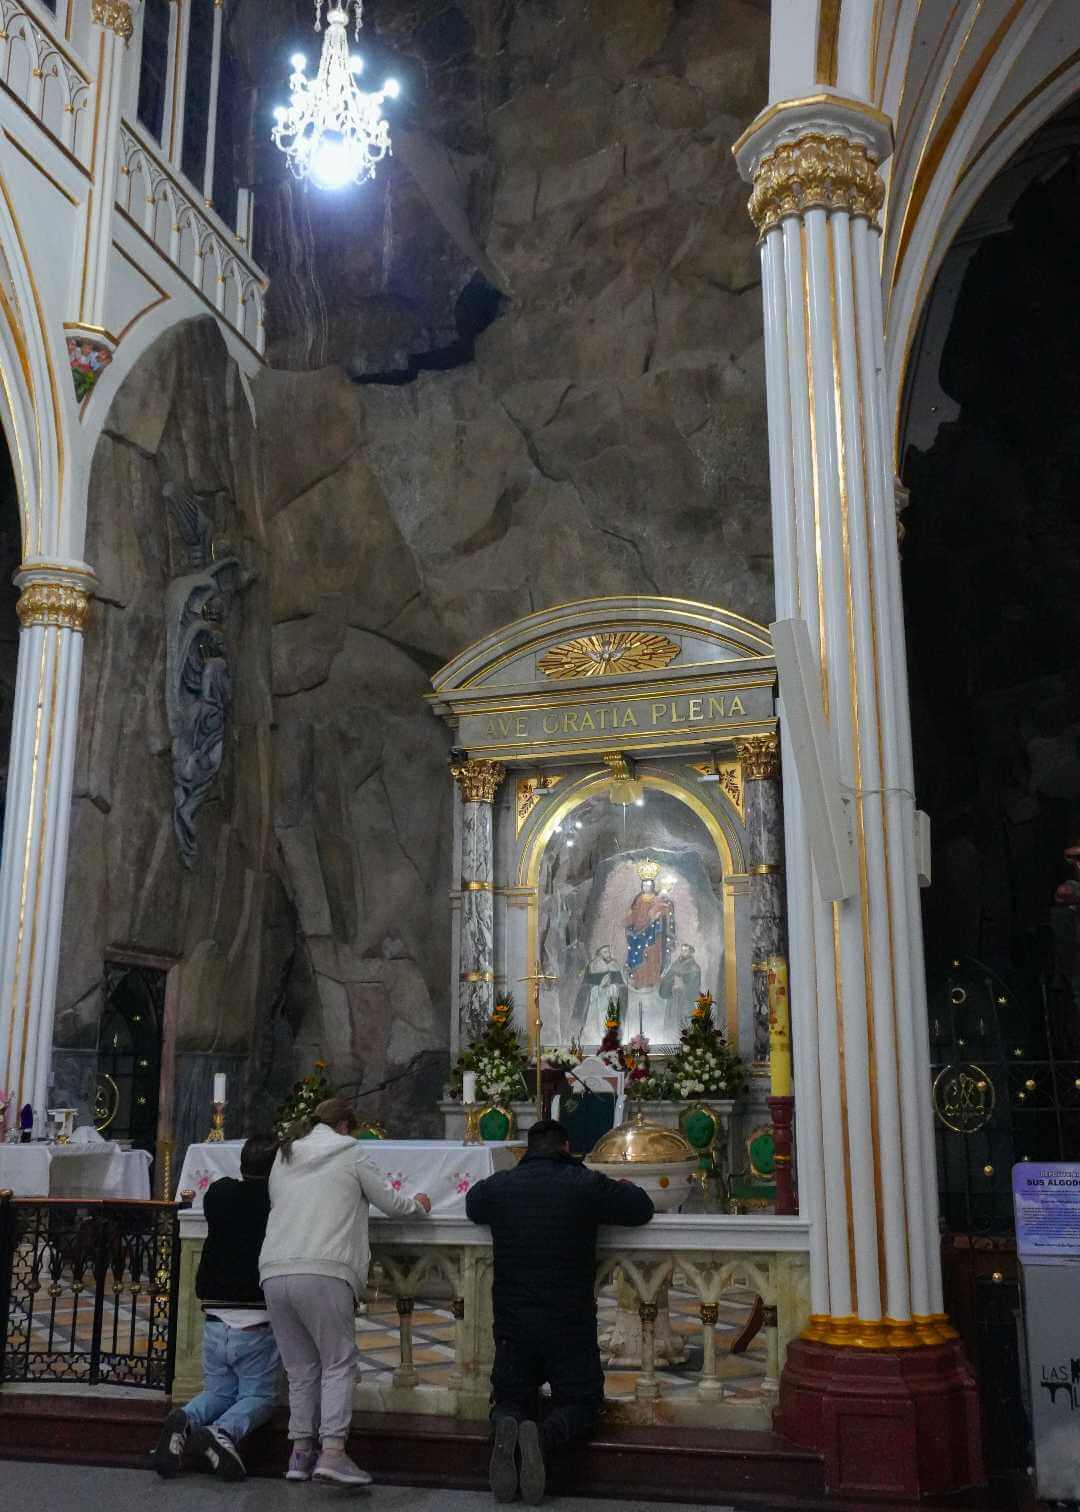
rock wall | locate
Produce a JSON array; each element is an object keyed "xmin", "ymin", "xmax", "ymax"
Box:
[
  {"xmin": 54, "ymin": 319, "xmax": 295, "ymax": 1155},
  {"xmin": 251, "ymin": 0, "xmax": 773, "ymax": 1132}
]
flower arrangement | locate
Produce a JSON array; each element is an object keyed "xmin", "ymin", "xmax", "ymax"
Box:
[
  {"xmin": 620, "ymin": 1033, "xmax": 665, "ymax": 1100},
  {"xmin": 275, "ymin": 1060, "xmax": 332, "ymax": 1136},
  {"xmin": 664, "ymin": 992, "xmax": 747, "ymax": 1101},
  {"xmin": 543, "ymin": 1047, "xmax": 579, "ymax": 1071},
  {"xmin": 451, "ymin": 993, "xmax": 529, "ymax": 1104}
]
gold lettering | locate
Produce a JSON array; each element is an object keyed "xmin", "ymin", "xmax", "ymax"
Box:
[
  {"xmin": 688, "ymin": 697, "xmax": 703, "ymax": 721},
  {"xmin": 543, "ymin": 713, "xmax": 559, "ymax": 735},
  {"xmin": 516, "ymin": 715, "xmax": 528, "ymax": 736},
  {"xmin": 652, "ymin": 702, "xmax": 668, "ymax": 725},
  {"xmin": 598, "ymin": 708, "xmax": 608, "ymax": 729},
  {"xmin": 486, "ymin": 717, "xmax": 499, "ymax": 737},
  {"xmin": 730, "ymin": 696, "xmax": 744, "ymax": 715},
  {"xmin": 498, "ymin": 716, "xmax": 513, "ymax": 737},
  {"xmin": 622, "ymin": 707, "xmax": 638, "ymax": 728},
  {"xmin": 708, "ymin": 695, "xmax": 725, "ymax": 718},
  {"xmin": 564, "ymin": 711, "xmax": 579, "ymax": 733},
  {"xmin": 580, "ymin": 710, "xmax": 595, "ymax": 731}
]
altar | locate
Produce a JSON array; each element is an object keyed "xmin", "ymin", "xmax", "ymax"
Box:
[
  {"xmin": 428, "ymin": 597, "xmax": 786, "ymax": 1169},
  {"xmin": 0, "ymin": 1141, "xmax": 152, "ymax": 1199},
  {"xmin": 176, "ymin": 1138, "xmax": 523, "ymax": 1214}
]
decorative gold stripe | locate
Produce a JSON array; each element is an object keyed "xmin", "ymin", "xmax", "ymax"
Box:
[
  {"xmin": 749, "ymin": 863, "xmax": 782, "ymax": 876},
  {"xmin": 803, "ymin": 1314, "xmax": 935, "ymax": 1349},
  {"xmin": 893, "ymin": 0, "xmax": 1025, "ymax": 283},
  {"xmin": 461, "ymin": 880, "xmax": 494, "ymax": 893},
  {"xmin": 815, "ymin": 0, "xmax": 842, "ymax": 86},
  {"xmin": 2, "ymin": 132, "xmax": 79, "ymax": 206},
  {"xmin": 460, "ymin": 970, "xmax": 495, "ymax": 984}
]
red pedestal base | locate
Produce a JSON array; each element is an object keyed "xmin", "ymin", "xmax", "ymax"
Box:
[{"xmin": 775, "ymin": 1336, "xmax": 985, "ymax": 1501}]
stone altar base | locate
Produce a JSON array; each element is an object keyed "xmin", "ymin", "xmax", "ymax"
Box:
[
  {"xmin": 599, "ymin": 1275, "xmax": 689, "ymax": 1368},
  {"xmin": 775, "ymin": 1336, "xmax": 985, "ymax": 1500}
]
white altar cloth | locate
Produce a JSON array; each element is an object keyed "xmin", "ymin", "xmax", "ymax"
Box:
[
  {"xmin": 176, "ymin": 1138, "xmax": 523, "ymax": 1214},
  {"xmin": 0, "ymin": 1142, "xmax": 152, "ymax": 1199}
]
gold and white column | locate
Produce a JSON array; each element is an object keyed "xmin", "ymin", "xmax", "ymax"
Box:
[
  {"xmin": 734, "ymin": 96, "xmax": 981, "ymax": 1497},
  {"xmin": 0, "ymin": 563, "xmax": 94, "ymax": 1118},
  {"xmin": 451, "ymin": 759, "xmax": 505, "ymax": 1045}
]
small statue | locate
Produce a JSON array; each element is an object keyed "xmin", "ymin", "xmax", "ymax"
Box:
[
  {"xmin": 19, "ymin": 1103, "xmax": 32, "ymax": 1143},
  {"xmin": 163, "ymin": 482, "xmax": 254, "ymax": 867}
]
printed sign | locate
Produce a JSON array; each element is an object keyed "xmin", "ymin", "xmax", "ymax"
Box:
[{"xmin": 1013, "ymin": 1162, "xmax": 1080, "ymax": 1258}]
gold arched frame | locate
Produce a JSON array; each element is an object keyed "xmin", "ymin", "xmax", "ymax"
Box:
[{"xmin": 517, "ymin": 771, "xmax": 744, "ymax": 1048}]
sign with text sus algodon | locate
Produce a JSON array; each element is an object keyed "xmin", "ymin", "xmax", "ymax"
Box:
[{"xmin": 1013, "ymin": 1163, "xmax": 1080, "ymax": 1259}]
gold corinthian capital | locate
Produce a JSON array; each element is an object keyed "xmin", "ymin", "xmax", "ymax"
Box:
[
  {"xmin": 748, "ymin": 133, "xmax": 885, "ymax": 237},
  {"xmin": 91, "ymin": 0, "xmax": 134, "ymax": 43},
  {"xmin": 16, "ymin": 581, "xmax": 91, "ymax": 633},
  {"xmin": 451, "ymin": 758, "xmax": 505, "ymax": 804},
  {"xmin": 734, "ymin": 733, "xmax": 780, "ymax": 783}
]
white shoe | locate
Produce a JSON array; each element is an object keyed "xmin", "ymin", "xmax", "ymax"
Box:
[{"xmin": 312, "ymin": 1449, "xmax": 373, "ymax": 1486}]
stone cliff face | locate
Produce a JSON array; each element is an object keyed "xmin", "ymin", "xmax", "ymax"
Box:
[
  {"xmin": 250, "ymin": 0, "xmax": 773, "ymax": 1131},
  {"xmin": 56, "ymin": 1, "xmax": 773, "ymax": 1140}
]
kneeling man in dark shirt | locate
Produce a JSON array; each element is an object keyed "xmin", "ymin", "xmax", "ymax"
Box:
[
  {"xmin": 153, "ymin": 1136, "xmax": 281, "ymax": 1481},
  {"xmin": 465, "ymin": 1118, "xmax": 654, "ymax": 1504}
]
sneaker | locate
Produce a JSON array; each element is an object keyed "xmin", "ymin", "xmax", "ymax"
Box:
[
  {"xmin": 191, "ymin": 1425, "xmax": 246, "ymax": 1481},
  {"xmin": 312, "ymin": 1449, "xmax": 373, "ymax": 1486},
  {"xmin": 152, "ymin": 1407, "xmax": 189, "ymax": 1478},
  {"xmin": 488, "ymin": 1416, "xmax": 519, "ymax": 1504},
  {"xmin": 518, "ymin": 1420, "xmax": 546, "ymax": 1506},
  {"xmin": 285, "ymin": 1445, "xmax": 319, "ymax": 1481}
]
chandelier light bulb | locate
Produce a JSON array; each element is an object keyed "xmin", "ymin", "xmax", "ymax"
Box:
[{"xmin": 272, "ymin": 1, "xmax": 397, "ymax": 190}]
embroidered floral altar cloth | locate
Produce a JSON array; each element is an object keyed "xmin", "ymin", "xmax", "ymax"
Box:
[{"xmin": 175, "ymin": 1138, "xmax": 523, "ymax": 1213}]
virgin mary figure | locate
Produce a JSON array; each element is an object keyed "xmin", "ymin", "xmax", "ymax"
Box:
[{"xmin": 625, "ymin": 859, "xmax": 676, "ymax": 990}]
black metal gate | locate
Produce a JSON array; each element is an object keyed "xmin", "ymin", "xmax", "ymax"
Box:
[
  {"xmin": 0, "ymin": 1195, "xmax": 181, "ymax": 1389},
  {"xmin": 931, "ymin": 952, "xmax": 1080, "ymax": 1473}
]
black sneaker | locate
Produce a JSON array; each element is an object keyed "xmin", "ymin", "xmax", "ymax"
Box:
[
  {"xmin": 152, "ymin": 1407, "xmax": 190, "ymax": 1478},
  {"xmin": 518, "ymin": 1420, "xmax": 546, "ymax": 1506},
  {"xmin": 190, "ymin": 1425, "xmax": 246, "ymax": 1481},
  {"xmin": 489, "ymin": 1416, "xmax": 519, "ymax": 1503}
]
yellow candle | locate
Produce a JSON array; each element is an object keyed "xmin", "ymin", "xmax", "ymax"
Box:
[{"xmin": 768, "ymin": 955, "xmax": 792, "ymax": 1097}]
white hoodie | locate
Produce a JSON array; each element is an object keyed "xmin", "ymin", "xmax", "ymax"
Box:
[{"xmin": 259, "ymin": 1123, "xmax": 426, "ymax": 1296}]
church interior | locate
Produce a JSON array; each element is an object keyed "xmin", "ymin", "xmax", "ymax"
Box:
[{"xmin": 0, "ymin": 0, "xmax": 1077, "ymax": 1506}]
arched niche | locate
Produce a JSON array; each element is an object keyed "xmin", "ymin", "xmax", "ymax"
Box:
[{"xmin": 430, "ymin": 596, "xmax": 776, "ymax": 1070}]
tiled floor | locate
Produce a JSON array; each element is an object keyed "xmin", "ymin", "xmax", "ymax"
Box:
[{"xmin": 355, "ymin": 1284, "xmax": 768, "ymax": 1403}]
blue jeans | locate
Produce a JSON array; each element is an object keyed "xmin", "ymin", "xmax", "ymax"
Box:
[{"xmin": 182, "ymin": 1319, "xmax": 282, "ymax": 1444}]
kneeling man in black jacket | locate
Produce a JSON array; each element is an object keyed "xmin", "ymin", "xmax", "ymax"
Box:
[{"xmin": 465, "ymin": 1118, "xmax": 654, "ymax": 1504}]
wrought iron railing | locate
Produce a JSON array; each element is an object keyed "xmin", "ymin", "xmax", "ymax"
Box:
[{"xmin": 0, "ymin": 1194, "xmax": 181, "ymax": 1390}]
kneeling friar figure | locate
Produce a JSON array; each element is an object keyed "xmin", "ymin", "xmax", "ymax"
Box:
[{"xmin": 465, "ymin": 1118, "xmax": 654, "ymax": 1504}]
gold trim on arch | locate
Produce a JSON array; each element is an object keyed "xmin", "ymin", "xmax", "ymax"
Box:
[
  {"xmin": 518, "ymin": 771, "xmax": 744, "ymax": 1054},
  {"xmin": 816, "ymin": 0, "xmax": 842, "ymax": 86}
]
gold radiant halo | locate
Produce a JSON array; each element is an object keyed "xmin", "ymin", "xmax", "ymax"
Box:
[{"xmin": 537, "ymin": 631, "xmax": 681, "ymax": 679}]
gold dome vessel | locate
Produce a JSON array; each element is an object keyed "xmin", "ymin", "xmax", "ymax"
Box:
[{"xmin": 588, "ymin": 1112, "xmax": 695, "ymax": 1165}]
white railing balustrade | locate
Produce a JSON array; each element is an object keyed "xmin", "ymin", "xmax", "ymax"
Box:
[
  {"xmin": 0, "ymin": 0, "xmax": 91, "ymax": 164},
  {"xmin": 175, "ymin": 1211, "xmax": 811, "ymax": 1430},
  {"xmin": 115, "ymin": 121, "xmax": 265, "ymax": 354}
]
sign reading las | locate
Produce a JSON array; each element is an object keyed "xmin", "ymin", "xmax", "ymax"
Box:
[{"xmin": 458, "ymin": 684, "xmax": 773, "ymax": 751}]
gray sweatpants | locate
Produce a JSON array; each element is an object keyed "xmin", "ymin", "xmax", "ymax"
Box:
[{"xmin": 262, "ymin": 1273, "xmax": 358, "ymax": 1441}]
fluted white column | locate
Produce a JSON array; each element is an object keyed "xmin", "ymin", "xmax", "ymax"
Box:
[
  {"xmin": 0, "ymin": 563, "xmax": 94, "ymax": 1119},
  {"xmin": 735, "ymin": 99, "xmax": 949, "ymax": 1348}
]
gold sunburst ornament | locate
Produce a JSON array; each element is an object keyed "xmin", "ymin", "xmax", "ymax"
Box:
[{"xmin": 537, "ymin": 631, "xmax": 680, "ymax": 679}]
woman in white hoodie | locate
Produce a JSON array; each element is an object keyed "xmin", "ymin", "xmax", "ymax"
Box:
[{"xmin": 259, "ymin": 1096, "xmax": 431, "ymax": 1486}]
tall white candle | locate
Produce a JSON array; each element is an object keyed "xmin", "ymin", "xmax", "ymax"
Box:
[
  {"xmin": 462, "ymin": 1071, "xmax": 477, "ymax": 1104},
  {"xmin": 213, "ymin": 1073, "xmax": 227, "ymax": 1105}
]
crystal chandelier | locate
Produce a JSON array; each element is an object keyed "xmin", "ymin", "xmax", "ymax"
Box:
[{"xmin": 272, "ymin": 1, "xmax": 400, "ymax": 192}]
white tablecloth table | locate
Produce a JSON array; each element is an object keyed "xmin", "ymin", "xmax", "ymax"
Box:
[
  {"xmin": 0, "ymin": 1142, "xmax": 153, "ymax": 1199},
  {"xmin": 176, "ymin": 1138, "xmax": 523, "ymax": 1214}
]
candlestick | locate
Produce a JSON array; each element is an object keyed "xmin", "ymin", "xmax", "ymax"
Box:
[
  {"xmin": 213, "ymin": 1072, "xmax": 227, "ymax": 1105},
  {"xmin": 519, "ymin": 972, "xmax": 557, "ymax": 1122},
  {"xmin": 206, "ymin": 1102, "xmax": 226, "ymax": 1143},
  {"xmin": 463, "ymin": 1103, "xmax": 482, "ymax": 1145}
]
